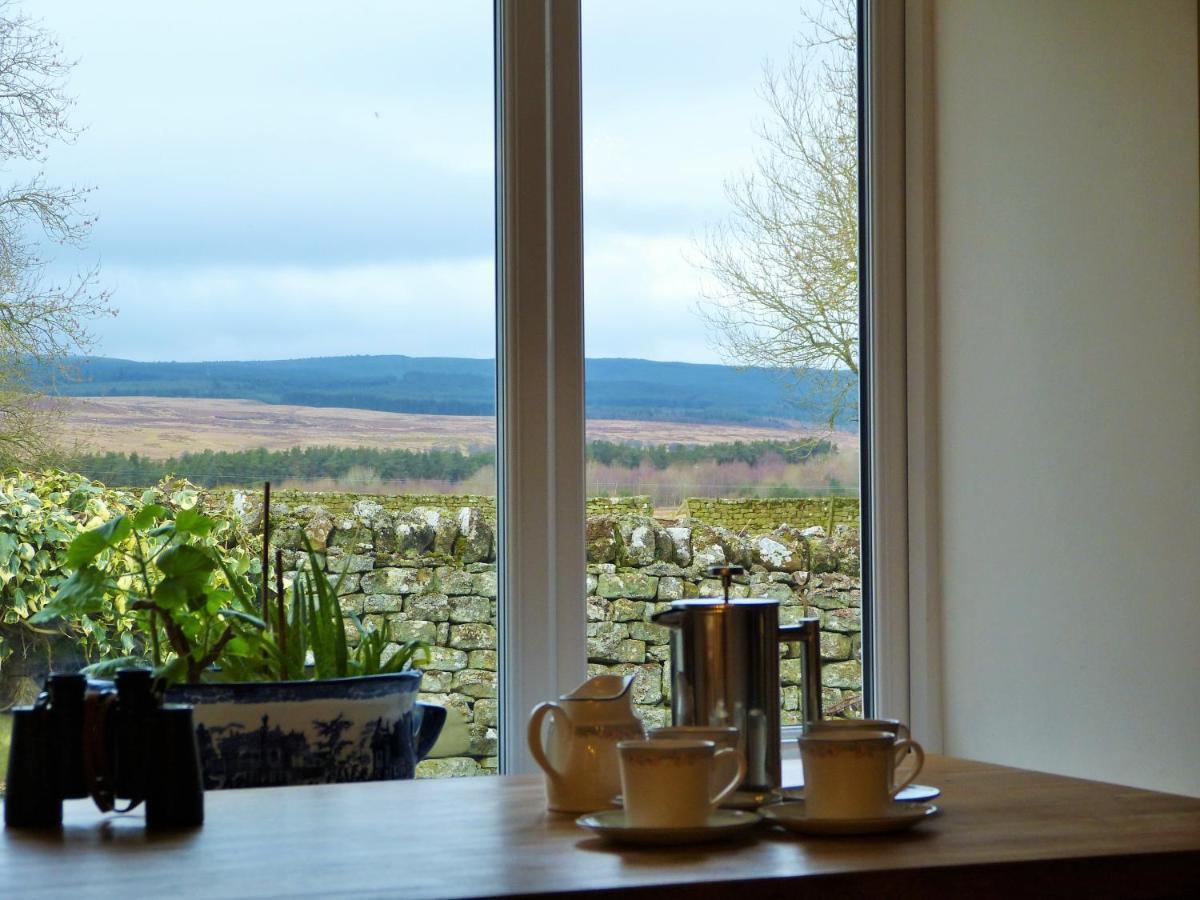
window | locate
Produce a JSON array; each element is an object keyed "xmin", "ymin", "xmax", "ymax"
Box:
[
  {"xmin": 0, "ymin": 1, "xmax": 907, "ymax": 790},
  {"xmin": 578, "ymin": 0, "xmax": 865, "ymax": 742}
]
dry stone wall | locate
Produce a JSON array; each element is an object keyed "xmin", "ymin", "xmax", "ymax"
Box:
[
  {"xmin": 679, "ymin": 497, "xmax": 859, "ymax": 533},
  {"xmin": 212, "ymin": 492, "xmax": 863, "ymax": 779}
]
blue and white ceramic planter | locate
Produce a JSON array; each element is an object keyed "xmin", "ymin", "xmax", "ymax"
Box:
[{"xmin": 167, "ymin": 672, "xmax": 445, "ymax": 790}]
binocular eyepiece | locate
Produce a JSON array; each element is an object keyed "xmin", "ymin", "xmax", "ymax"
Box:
[{"xmin": 4, "ymin": 669, "xmax": 204, "ymax": 830}]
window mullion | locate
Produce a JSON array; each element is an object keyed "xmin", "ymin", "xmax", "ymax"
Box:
[{"xmin": 495, "ymin": 0, "xmax": 587, "ymax": 776}]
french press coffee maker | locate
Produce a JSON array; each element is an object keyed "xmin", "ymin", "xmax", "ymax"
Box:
[{"xmin": 652, "ymin": 565, "xmax": 822, "ymax": 797}]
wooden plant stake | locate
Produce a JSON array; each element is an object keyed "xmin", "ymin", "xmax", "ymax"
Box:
[{"xmin": 260, "ymin": 481, "xmax": 271, "ymax": 622}]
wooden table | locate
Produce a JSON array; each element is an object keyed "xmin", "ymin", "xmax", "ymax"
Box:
[{"xmin": 2, "ymin": 755, "xmax": 1198, "ymax": 899}]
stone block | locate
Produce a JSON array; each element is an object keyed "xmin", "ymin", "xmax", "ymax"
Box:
[
  {"xmin": 420, "ymin": 670, "xmax": 453, "ymax": 693},
  {"xmin": 330, "ymin": 553, "xmax": 374, "ymax": 574},
  {"xmin": 607, "ymin": 662, "xmax": 663, "ymax": 706},
  {"xmin": 821, "ymin": 660, "xmax": 862, "ymax": 689},
  {"xmin": 587, "ymin": 596, "xmax": 610, "ymax": 622},
  {"xmin": 751, "ymin": 534, "xmax": 806, "ymax": 573},
  {"xmin": 699, "ymin": 579, "xmax": 749, "ymax": 599},
  {"xmin": 334, "ymin": 573, "xmax": 362, "ymax": 595},
  {"xmin": 338, "ymin": 594, "xmax": 365, "ymax": 615},
  {"xmin": 468, "ymin": 649, "xmax": 497, "ymax": 671},
  {"xmin": 472, "ymin": 570, "xmax": 497, "ymax": 598},
  {"xmin": 596, "ymin": 572, "xmax": 658, "ymax": 600},
  {"xmin": 474, "ymin": 698, "xmax": 498, "ymax": 728},
  {"xmin": 425, "ymin": 647, "xmax": 469, "ymax": 672},
  {"xmin": 408, "ymin": 507, "xmax": 459, "ymax": 557},
  {"xmin": 750, "ymin": 582, "xmax": 795, "ymax": 603},
  {"xmin": 587, "ymin": 621, "xmax": 630, "ymax": 661},
  {"xmin": 363, "ymin": 595, "xmax": 403, "ymax": 614},
  {"xmin": 611, "ymin": 599, "xmax": 646, "ymax": 622},
  {"xmin": 689, "ymin": 524, "xmax": 726, "ymax": 568},
  {"xmin": 436, "ymin": 623, "xmax": 449, "ymax": 644},
  {"xmin": 361, "ymin": 567, "xmax": 431, "ymax": 595},
  {"xmin": 665, "ymin": 527, "xmax": 692, "ymax": 566},
  {"xmin": 450, "ymin": 595, "xmax": 492, "ymax": 624},
  {"xmin": 416, "ymin": 757, "xmax": 480, "ymax": 779},
  {"xmin": 780, "ymin": 656, "xmax": 805, "ymax": 686},
  {"xmin": 640, "ymin": 561, "xmax": 684, "ymax": 577},
  {"xmin": 629, "ymin": 621, "xmax": 670, "ymax": 644},
  {"xmin": 391, "ymin": 511, "xmax": 436, "ymax": 557},
  {"xmin": 614, "ymin": 639, "xmax": 646, "ymax": 663},
  {"xmin": 586, "ymin": 573, "xmax": 598, "ymax": 596},
  {"xmin": 807, "ymin": 591, "xmax": 850, "ymax": 611},
  {"xmin": 820, "ymin": 631, "xmax": 853, "ymax": 661},
  {"xmin": 656, "ymin": 576, "xmax": 684, "ymax": 601},
  {"xmin": 406, "ymin": 592, "xmax": 451, "ymax": 622},
  {"xmin": 452, "ymin": 668, "xmax": 497, "ymax": 698},
  {"xmin": 454, "ymin": 508, "xmax": 494, "ymax": 563},
  {"xmin": 468, "ymin": 724, "xmax": 498, "ymax": 757},
  {"xmin": 385, "ymin": 616, "xmax": 436, "ymax": 644},
  {"xmin": 586, "ymin": 516, "xmax": 619, "ymax": 563},
  {"xmin": 781, "ymin": 685, "xmax": 800, "ymax": 711},
  {"xmin": 449, "ymin": 623, "xmax": 497, "ymax": 650},
  {"xmin": 616, "ymin": 517, "xmax": 659, "ymax": 566},
  {"xmin": 434, "ymin": 566, "xmax": 475, "ymax": 596},
  {"xmin": 647, "ymin": 643, "xmax": 671, "ymax": 663},
  {"xmin": 821, "ymin": 607, "xmax": 861, "ymax": 634}
]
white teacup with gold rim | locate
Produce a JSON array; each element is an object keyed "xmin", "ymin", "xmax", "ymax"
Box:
[
  {"xmin": 804, "ymin": 718, "xmax": 913, "ymax": 791},
  {"xmin": 618, "ymin": 738, "xmax": 746, "ymax": 829},
  {"xmin": 798, "ymin": 730, "xmax": 925, "ymax": 819},
  {"xmin": 647, "ymin": 725, "xmax": 739, "ymax": 751}
]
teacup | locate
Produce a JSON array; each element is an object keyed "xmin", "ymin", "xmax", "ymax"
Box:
[
  {"xmin": 617, "ymin": 738, "xmax": 746, "ymax": 828},
  {"xmin": 797, "ymin": 730, "xmax": 925, "ymax": 819},
  {"xmin": 647, "ymin": 725, "xmax": 739, "ymax": 752},
  {"xmin": 805, "ymin": 717, "xmax": 910, "ymax": 742},
  {"xmin": 804, "ymin": 718, "xmax": 912, "ymax": 790}
]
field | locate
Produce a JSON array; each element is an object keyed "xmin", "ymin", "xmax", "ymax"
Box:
[
  {"xmin": 54, "ymin": 396, "xmax": 857, "ymax": 458},
  {"xmin": 51, "ymin": 397, "xmax": 860, "ymax": 504}
]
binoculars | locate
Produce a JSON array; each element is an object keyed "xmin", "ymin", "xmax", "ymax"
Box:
[{"xmin": 4, "ymin": 669, "xmax": 204, "ymax": 829}]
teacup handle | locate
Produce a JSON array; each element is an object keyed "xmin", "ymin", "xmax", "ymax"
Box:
[
  {"xmin": 526, "ymin": 702, "xmax": 570, "ymax": 786},
  {"xmin": 709, "ymin": 747, "xmax": 747, "ymax": 807},
  {"xmin": 890, "ymin": 737, "xmax": 925, "ymax": 797}
]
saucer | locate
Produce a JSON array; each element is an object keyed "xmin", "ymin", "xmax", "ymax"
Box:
[
  {"xmin": 576, "ymin": 809, "xmax": 762, "ymax": 846},
  {"xmin": 781, "ymin": 783, "xmax": 942, "ymax": 803},
  {"xmin": 615, "ymin": 790, "xmax": 781, "ymax": 811},
  {"xmin": 761, "ymin": 800, "xmax": 938, "ymax": 836}
]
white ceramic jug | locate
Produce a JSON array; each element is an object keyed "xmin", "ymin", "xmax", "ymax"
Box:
[{"xmin": 527, "ymin": 674, "xmax": 644, "ymax": 812}]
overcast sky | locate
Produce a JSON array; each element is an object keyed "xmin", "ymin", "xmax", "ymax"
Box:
[{"xmin": 25, "ymin": 1, "xmax": 821, "ymax": 363}]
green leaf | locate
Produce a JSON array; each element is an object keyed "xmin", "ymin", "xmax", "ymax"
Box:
[
  {"xmin": 152, "ymin": 578, "xmax": 188, "ymax": 609},
  {"xmin": 174, "ymin": 508, "xmax": 217, "ymax": 537},
  {"xmin": 131, "ymin": 503, "xmax": 169, "ymax": 530},
  {"xmin": 156, "ymin": 544, "xmax": 217, "ymax": 595},
  {"xmin": 64, "ymin": 516, "xmax": 132, "ymax": 568},
  {"xmin": 33, "ymin": 565, "xmax": 112, "ymax": 622}
]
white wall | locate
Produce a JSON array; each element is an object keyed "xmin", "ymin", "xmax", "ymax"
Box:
[{"xmin": 930, "ymin": 0, "xmax": 1200, "ymax": 796}]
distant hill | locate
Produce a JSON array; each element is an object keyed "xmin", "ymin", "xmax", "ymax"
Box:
[{"xmin": 33, "ymin": 355, "xmax": 858, "ymax": 428}]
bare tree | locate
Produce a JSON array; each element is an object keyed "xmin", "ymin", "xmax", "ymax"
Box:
[
  {"xmin": 0, "ymin": 1, "xmax": 111, "ymax": 466},
  {"xmin": 695, "ymin": 0, "xmax": 857, "ymax": 426}
]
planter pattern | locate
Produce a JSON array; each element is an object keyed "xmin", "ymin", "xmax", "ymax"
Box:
[{"xmin": 168, "ymin": 672, "xmax": 444, "ymax": 790}]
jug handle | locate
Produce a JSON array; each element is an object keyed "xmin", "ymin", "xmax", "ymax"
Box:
[{"xmin": 527, "ymin": 702, "xmax": 571, "ymax": 784}]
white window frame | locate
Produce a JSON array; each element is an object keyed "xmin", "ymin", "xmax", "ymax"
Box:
[{"xmin": 495, "ymin": 0, "xmax": 932, "ymax": 772}]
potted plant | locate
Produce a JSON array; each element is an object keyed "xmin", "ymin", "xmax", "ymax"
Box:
[{"xmin": 30, "ymin": 493, "xmax": 445, "ymax": 789}]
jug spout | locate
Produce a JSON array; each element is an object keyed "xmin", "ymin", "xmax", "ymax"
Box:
[{"xmin": 561, "ymin": 673, "xmax": 635, "ymax": 702}]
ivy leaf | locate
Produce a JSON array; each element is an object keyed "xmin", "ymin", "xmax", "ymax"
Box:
[
  {"xmin": 32, "ymin": 565, "xmax": 112, "ymax": 622},
  {"xmin": 174, "ymin": 508, "xmax": 217, "ymax": 537},
  {"xmin": 131, "ymin": 503, "xmax": 169, "ymax": 530},
  {"xmin": 64, "ymin": 516, "xmax": 132, "ymax": 568}
]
